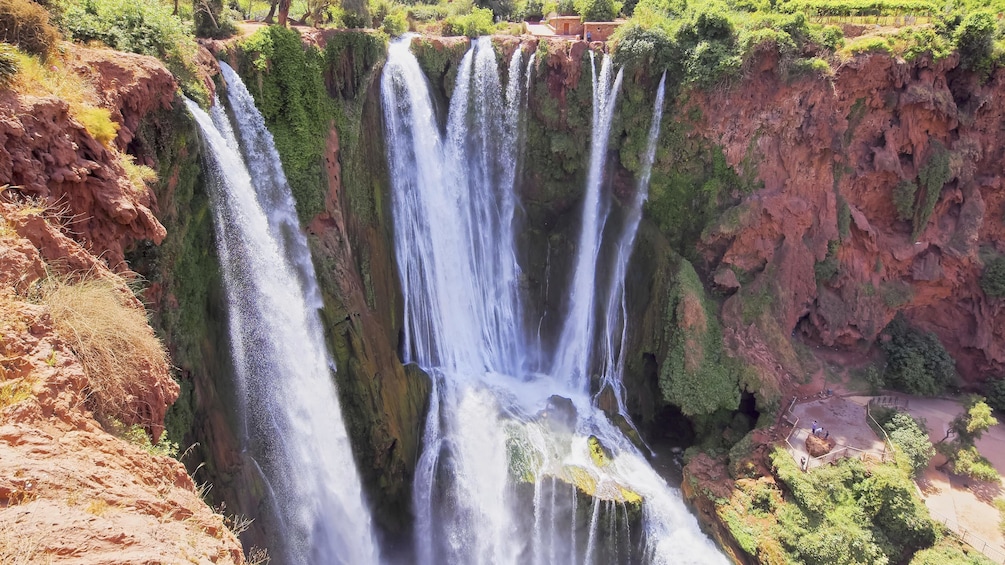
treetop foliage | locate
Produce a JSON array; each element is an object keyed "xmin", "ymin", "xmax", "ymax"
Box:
[{"xmin": 879, "ymin": 314, "xmax": 957, "ymax": 396}]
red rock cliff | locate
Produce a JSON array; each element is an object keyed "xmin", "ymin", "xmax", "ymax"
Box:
[
  {"xmin": 695, "ymin": 51, "xmax": 1005, "ymax": 385},
  {"xmin": 0, "ymin": 46, "xmax": 246, "ymax": 564}
]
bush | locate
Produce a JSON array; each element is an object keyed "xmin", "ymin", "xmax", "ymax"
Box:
[
  {"xmin": 985, "ymin": 378, "xmax": 1005, "ymax": 414},
  {"xmin": 818, "ymin": 24, "xmax": 844, "ymax": 50},
  {"xmin": 60, "ymin": 0, "xmax": 205, "ymax": 101},
  {"xmin": 522, "ymin": 0, "xmax": 544, "ymax": 20},
  {"xmin": 76, "ymin": 106, "xmax": 119, "ymax": 147},
  {"xmin": 0, "ymin": 42, "xmax": 17, "ymax": 86},
  {"xmin": 914, "ymin": 140, "xmax": 950, "ymax": 238},
  {"xmin": 0, "ymin": 0, "xmax": 61, "ymax": 59},
  {"xmin": 443, "ymin": 7, "xmax": 495, "ymax": 36},
  {"xmin": 879, "ymin": 314, "xmax": 956, "ymax": 396},
  {"xmin": 577, "ymin": 0, "xmax": 619, "ymax": 21},
  {"xmin": 951, "ymin": 445, "xmax": 1000, "ymax": 482},
  {"xmin": 955, "ymin": 10, "xmax": 997, "ymax": 74},
  {"xmin": 879, "ymin": 411, "xmax": 934, "ymax": 476},
  {"xmin": 478, "ymin": 0, "xmax": 518, "ymax": 19},
  {"xmin": 382, "ymin": 11, "xmax": 408, "ymax": 36},
  {"xmin": 980, "ymin": 257, "xmax": 1005, "ymax": 298},
  {"xmin": 193, "ymin": 0, "xmax": 237, "ymax": 39},
  {"xmin": 37, "ymin": 276, "xmax": 169, "ymax": 426},
  {"xmin": 893, "ymin": 179, "xmax": 917, "ymax": 222},
  {"xmin": 557, "ymin": 0, "xmax": 578, "ymax": 14},
  {"xmin": 911, "ymin": 539, "xmax": 997, "ymax": 565}
]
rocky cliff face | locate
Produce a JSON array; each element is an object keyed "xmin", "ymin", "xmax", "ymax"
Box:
[
  {"xmin": 0, "ymin": 47, "xmax": 245, "ymax": 563},
  {"xmin": 696, "ymin": 51, "xmax": 1005, "ymax": 385}
]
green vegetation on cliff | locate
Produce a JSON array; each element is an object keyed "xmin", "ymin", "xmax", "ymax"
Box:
[
  {"xmin": 660, "ymin": 260, "xmax": 743, "ymax": 416},
  {"xmin": 878, "ymin": 314, "xmax": 957, "ymax": 396},
  {"xmin": 720, "ymin": 448, "xmax": 939, "ymax": 564},
  {"xmin": 235, "ymin": 26, "xmax": 385, "ymax": 224}
]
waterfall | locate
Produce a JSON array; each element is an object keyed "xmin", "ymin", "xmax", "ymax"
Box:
[
  {"xmin": 186, "ymin": 97, "xmax": 380, "ymax": 565},
  {"xmin": 384, "ymin": 36, "xmax": 726, "ymax": 565},
  {"xmin": 550, "ymin": 53, "xmax": 624, "ymax": 390},
  {"xmin": 594, "ymin": 71, "xmax": 668, "ymax": 439}
]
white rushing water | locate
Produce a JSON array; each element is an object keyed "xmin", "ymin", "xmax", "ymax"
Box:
[
  {"xmin": 186, "ymin": 94, "xmax": 380, "ymax": 565},
  {"xmin": 383, "ymin": 36, "xmax": 726, "ymax": 565},
  {"xmin": 594, "ymin": 71, "xmax": 668, "ymax": 441}
]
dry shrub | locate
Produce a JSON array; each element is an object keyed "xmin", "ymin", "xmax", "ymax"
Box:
[
  {"xmin": 0, "ymin": 524, "xmax": 51, "ymax": 565},
  {"xmin": 38, "ymin": 276, "xmax": 167, "ymax": 425},
  {"xmin": 0, "ymin": 0, "xmax": 60, "ymax": 59}
]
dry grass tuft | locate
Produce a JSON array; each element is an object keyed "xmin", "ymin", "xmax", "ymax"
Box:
[
  {"xmin": 0, "ymin": 379, "xmax": 32, "ymax": 415},
  {"xmin": 0, "ymin": 523, "xmax": 51, "ymax": 565},
  {"xmin": 0, "ymin": 0, "xmax": 60, "ymax": 60},
  {"xmin": 36, "ymin": 275, "xmax": 168, "ymax": 425},
  {"xmin": 85, "ymin": 498, "xmax": 110, "ymax": 516}
]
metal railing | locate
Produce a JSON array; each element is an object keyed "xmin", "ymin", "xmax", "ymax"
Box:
[{"xmin": 929, "ymin": 510, "xmax": 1005, "ymax": 564}]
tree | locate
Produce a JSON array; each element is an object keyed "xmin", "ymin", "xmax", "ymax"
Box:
[
  {"xmin": 940, "ymin": 397, "xmax": 997, "ymax": 445},
  {"xmin": 879, "ymin": 314, "xmax": 956, "ymax": 396},
  {"xmin": 881, "ymin": 412, "xmax": 934, "ymax": 477},
  {"xmin": 576, "ymin": 0, "xmax": 618, "ymax": 22},
  {"xmin": 478, "ymin": 0, "xmax": 517, "ymax": 19}
]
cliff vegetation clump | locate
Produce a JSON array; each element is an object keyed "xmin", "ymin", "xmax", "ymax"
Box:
[{"xmin": 717, "ymin": 448, "xmax": 939, "ymax": 564}]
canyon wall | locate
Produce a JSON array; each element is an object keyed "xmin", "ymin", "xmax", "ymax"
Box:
[
  {"xmin": 0, "ymin": 47, "xmax": 245, "ymax": 563},
  {"xmin": 200, "ymin": 27, "xmax": 1003, "ymax": 555}
]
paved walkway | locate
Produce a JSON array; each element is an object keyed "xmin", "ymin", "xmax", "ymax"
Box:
[{"xmin": 904, "ymin": 397, "xmax": 1005, "ymax": 562}]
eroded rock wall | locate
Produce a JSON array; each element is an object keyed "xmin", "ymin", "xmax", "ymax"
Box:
[{"xmin": 0, "ymin": 47, "xmax": 245, "ymax": 564}]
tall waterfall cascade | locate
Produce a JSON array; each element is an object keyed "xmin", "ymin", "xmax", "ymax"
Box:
[
  {"xmin": 383, "ymin": 36, "xmax": 727, "ymax": 564},
  {"xmin": 186, "ymin": 81, "xmax": 380, "ymax": 565}
]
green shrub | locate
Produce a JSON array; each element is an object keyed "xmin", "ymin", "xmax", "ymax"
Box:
[
  {"xmin": 382, "ymin": 11, "xmax": 408, "ymax": 36},
  {"xmin": 857, "ymin": 464, "xmax": 938, "ymax": 555},
  {"xmin": 951, "ymin": 445, "xmax": 1000, "ymax": 482},
  {"xmin": 837, "ymin": 197, "xmax": 851, "ymax": 240},
  {"xmin": 522, "ymin": 0, "xmax": 544, "ymax": 19},
  {"xmin": 893, "ymin": 179, "xmax": 917, "ymax": 222},
  {"xmin": 815, "ymin": 240, "xmax": 841, "ymax": 283},
  {"xmin": 576, "ymin": 0, "xmax": 620, "ymax": 21},
  {"xmin": 955, "ymin": 10, "xmax": 998, "ymax": 74},
  {"xmin": 818, "ymin": 24, "xmax": 844, "ymax": 50},
  {"xmin": 0, "ymin": 42, "xmax": 17, "ymax": 86},
  {"xmin": 408, "ymin": 4, "xmax": 448, "ymax": 21},
  {"xmin": 193, "ymin": 0, "xmax": 237, "ymax": 39},
  {"xmin": 911, "ymin": 539, "xmax": 996, "ymax": 565},
  {"xmin": 985, "ymin": 378, "xmax": 1005, "ymax": 414},
  {"xmin": 660, "ymin": 260, "xmax": 742, "ymax": 416},
  {"xmin": 60, "ymin": 0, "xmax": 206, "ymax": 102},
  {"xmin": 612, "ymin": 23, "xmax": 677, "ymax": 69},
  {"xmin": 980, "ymin": 256, "xmax": 1005, "ymax": 298},
  {"xmin": 878, "ymin": 411, "xmax": 934, "ymax": 476},
  {"xmin": 478, "ymin": 0, "xmax": 518, "ymax": 19},
  {"xmin": 557, "ymin": 0, "xmax": 577, "ymax": 14},
  {"xmin": 843, "ymin": 35, "xmax": 893, "ymax": 56},
  {"xmin": 444, "ymin": 7, "xmax": 495, "ymax": 37},
  {"xmin": 879, "ymin": 314, "xmax": 956, "ymax": 396},
  {"xmin": 0, "ymin": 0, "xmax": 61, "ymax": 59},
  {"xmin": 914, "ymin": 140, "xmax": 950, "ymax": 239}
]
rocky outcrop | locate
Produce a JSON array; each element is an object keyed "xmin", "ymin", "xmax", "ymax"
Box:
[
  {"xmin": 0, "ymin": 47, "xmax": 245, "ymax": 563},
  {"xmin": 695, "ymin": 51, "xmax": 1005, "ymax": 383},
  {"xmin": 0, "ymin": 48, "xmax": 173, "ymax": 272}
]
